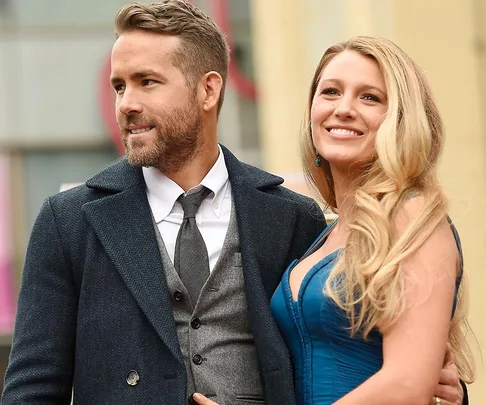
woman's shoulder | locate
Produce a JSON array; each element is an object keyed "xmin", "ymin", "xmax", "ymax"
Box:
[
  {"xmin": 394, "ymin": 192, "xmax": 459, "ymax": 277},
  {"xmin": 394, "ymin": 191, "xmax": 447, "ymax": 231}
]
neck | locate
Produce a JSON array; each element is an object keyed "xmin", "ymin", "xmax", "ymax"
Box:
[
  {"xmin": 160, "ymin": 116, "xmax": 219, "ymax": 191},
  {"xmin": 167, "ymin": 143, "xmax": 219, "ymax": 191},
  {"xmin": 330, "ymin": 166, "xmax": 358, "ymax": 224}
]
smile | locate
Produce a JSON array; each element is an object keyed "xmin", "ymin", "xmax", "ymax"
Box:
[
  {"xmin": 129, "ymin": 126, "xmax": 154, "ymax": 135},
  {"xmin": 327, "ymin": 128, "xmax": 363, "ymax": 136}
]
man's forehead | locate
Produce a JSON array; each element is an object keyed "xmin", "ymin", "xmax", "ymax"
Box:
[
  {"xmin": 113, "ymin": 30, "xmax": 181, "ymax": 54},
  {"xmin": 111, "ymin": 33, "xmax": 180, "ymax": 70}
]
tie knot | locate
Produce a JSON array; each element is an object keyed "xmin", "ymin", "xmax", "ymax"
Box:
[{"xmin": 178, "ymin": 187, "xmax": 211, "ymax": 219}]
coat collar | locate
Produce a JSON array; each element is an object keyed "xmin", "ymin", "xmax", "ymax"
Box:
[{"xmin": 85, "ymin": 144, "xmax": 284, "ymax": 193}]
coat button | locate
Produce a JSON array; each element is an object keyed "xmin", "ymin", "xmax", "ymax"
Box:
[
  {"xmin": 173, "ymin": 290, "xmax": 184, "ymax": 302},
  {"xmin": 192, "ymin": 354, "xmax": 203, "ymax": 365},
  {"xmin": 190, "ymin": 318, "xmax": 201, "ymax": 329},
  {"xmin": 126, "ymin": 370, "xmax": 140, "ymax": 386}
]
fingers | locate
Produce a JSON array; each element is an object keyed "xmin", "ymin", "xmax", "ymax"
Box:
[
  {"xmin": 434, "ymin": 384, "xmax": 461, "ymax": 404},
  {"xmin": 192, "ymin": 393, "xmax": 219, "ymax": 405},
  {"xmin": 434, "ymin": 377, "xmax": 463, "ymax": 405},
  {"xmin": 443, "ymin": 342, "xmax": 454, "ymax": 366},
  {"xmin": 429, "ymin": 394, "xmax": 456, "ymax": 405},
  {"xmin": 436, "ymin": 347, "xmax": 462, "ymax": 405},
  {"xmin": 438, "ymin": 366, "xmax": 459, "ymax": 386}
]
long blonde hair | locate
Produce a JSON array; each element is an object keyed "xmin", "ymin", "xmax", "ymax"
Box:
[{"xmin": 301, "ymin": 36, "xmax": 475, "ymax": 382}]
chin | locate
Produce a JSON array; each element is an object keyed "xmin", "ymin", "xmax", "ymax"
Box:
[
  {"xmin": 324, "ymin": 153, "xmax": 367, "ymax": 170},
  {"xmin": 322, "ymin": 152, "xmax": 355, "ymax": 164},
  {"xmin": 126, "ymin": 146, "xmax": 160, "ymax": 168}
]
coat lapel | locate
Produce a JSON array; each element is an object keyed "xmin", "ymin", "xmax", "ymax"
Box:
[
  {"xmin": 222, "ymin": 146, "xmax": 298, "ymax": 299},
  {"xmin": 222, "ymin": 146, "xmax": 299, "ymax": 372},
  {"xmin": 82, "ymin": 159, "xmax": 183, "ymax": 365}
]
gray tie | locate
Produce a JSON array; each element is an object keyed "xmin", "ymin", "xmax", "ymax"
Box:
[{"xmin": 174, "ymin": 187, "xmax": 212, "ymax": 307}]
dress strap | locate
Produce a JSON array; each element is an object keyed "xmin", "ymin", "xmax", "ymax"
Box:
[
  {"xmin": 300, "ymin": 219, "xmax": 338, "ymax": 261},
  {"xmin": 447, "ymin": 215, "xmax": 464, "ymax": 316}
]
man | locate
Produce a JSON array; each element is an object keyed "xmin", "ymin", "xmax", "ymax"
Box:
[{"xmin": 2, "ymin": 1, "xmax": 467, "ymax": 404}]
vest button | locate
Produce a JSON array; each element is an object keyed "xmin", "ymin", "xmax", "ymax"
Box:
[
  {"xmin": 173, "ymin": 290, "xmax": 184, "ymax": 302},
  {"xmin": 126, "ymin": 370, "xmax": 140, "ymax": 386},
  {"xmin": 191, "ymin": 318, "xmax": 201, "ymax": 329},
  {"xmin": 192, "ymin": 354, "xmax": 203, "ymax": 365}
]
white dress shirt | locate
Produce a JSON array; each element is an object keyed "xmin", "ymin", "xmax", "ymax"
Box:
[{"xmin": 143, "ymin": 147, "xmax": 232, "ymax": 272}]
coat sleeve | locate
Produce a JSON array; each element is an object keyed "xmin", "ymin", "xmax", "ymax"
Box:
[
  {"xmin": 2, "ymin": 197, "xmax": 76, "ymax": 404},
  {"xmin": 460, "ymin": 380, "xmax": 469, "ymax": 405}
]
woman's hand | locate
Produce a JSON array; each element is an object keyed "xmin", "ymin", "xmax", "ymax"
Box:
[{"xmin": 191, "ymin": 393, "xmax": 219, "ymax": 405}]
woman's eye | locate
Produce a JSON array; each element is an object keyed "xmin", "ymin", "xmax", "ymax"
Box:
[
  {"xmin": 321, "ymin": 87, "xmax": 339, "ymax": 96},
  {"xmin": 362, "ymin": 93, "xmax": 381, "ymax": 102}
]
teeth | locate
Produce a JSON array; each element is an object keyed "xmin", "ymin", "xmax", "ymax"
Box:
[
  {"xmin": 329, "ymin": 128, "xmax": 361, "ymax": 136},
  {"xmin": 130, "ymin": 127, "xmax": 152, "ymax": 135}
]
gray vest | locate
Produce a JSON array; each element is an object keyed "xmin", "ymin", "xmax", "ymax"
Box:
[{"xmin": 154, "ymin": 203, "xmax": 265, "ymax": 405}]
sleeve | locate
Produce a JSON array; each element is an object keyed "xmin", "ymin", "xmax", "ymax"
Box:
[
  {"xmin": 460, "ymin": 380, "xmax": 469, "ymax": 405},
  {"xmin": 2, "ymin": 197, "xmax": 77, "ymax": 405}
]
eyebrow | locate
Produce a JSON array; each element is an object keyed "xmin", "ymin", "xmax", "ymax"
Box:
[
  {"xmin": 320, "ymin": 78, "xmax": 387, "ymax": 98},
  {"xmin": 361, "ymin": 85, "xmax": 387, "ymax": 98},
  {"xmin": 110, "ymin": 69, "xmax": 167, "ymax": 86}
]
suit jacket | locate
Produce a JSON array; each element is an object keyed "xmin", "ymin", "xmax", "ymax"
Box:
[{"xmin": 2, "ymin": 146, "xmax": 326, "ymax": 405}]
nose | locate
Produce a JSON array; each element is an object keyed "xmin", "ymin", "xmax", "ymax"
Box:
[
  {"xmin": 117, "ymin": 88, "xmax": 143, "ymax": 116},
  {"xmin": 333, "ymin": 96, "xmax": 357, "ymax": 120}
]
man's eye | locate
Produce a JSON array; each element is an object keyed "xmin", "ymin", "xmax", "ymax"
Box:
[
  {"xmin": 142, "ymin": 79, "xmax": 156, "ymax": 86},
  {"xmin": 114, "ymin": 85, "xmax": 125, "ymax": 95}
]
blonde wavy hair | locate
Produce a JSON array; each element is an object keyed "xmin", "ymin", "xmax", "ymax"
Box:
[{"xmin": 301, "ymin": 36, "xmax": 475, "ymax": 383}]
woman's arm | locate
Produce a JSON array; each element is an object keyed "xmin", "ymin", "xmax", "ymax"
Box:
[{"xmin": 334, "ymin": 198, "xmax": 459, "ymax": 405}]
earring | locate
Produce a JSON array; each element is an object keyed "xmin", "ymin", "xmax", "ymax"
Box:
[{"xmin": 315, "ymin": 149, "xmax": 321, "ymax": 167}]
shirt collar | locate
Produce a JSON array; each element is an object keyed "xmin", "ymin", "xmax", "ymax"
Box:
[{"xmin": 143, "ymin": 146, "xmax": 230, "ymax": 223}]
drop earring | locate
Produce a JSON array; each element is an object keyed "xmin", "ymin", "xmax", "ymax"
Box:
[
  {"xmin": 310, "ymin": 124, "xmax": 321, "ymax": 167},
  {"xmin": 315, "ymin": 149, "xmax": 321, "ymax": 167}
]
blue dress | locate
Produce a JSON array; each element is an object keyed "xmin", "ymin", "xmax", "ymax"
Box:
[{"xmin": 270, "ymin": 220, "xmax": 463, "ymax": 405}]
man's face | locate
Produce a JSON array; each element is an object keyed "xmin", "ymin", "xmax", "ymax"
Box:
[{"xmin": 110, "ymin": 30, "xmax": 204, "ymax": 174}]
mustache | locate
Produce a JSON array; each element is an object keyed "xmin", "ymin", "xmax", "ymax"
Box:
[{"xmin": 119, "ymin": 116, "xmax": 154, "ymax": 128}]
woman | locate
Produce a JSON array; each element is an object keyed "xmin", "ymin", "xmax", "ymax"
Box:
[
  {"xmin": 274, "ymin": 36, "xmax": 475, "ymax": 405},
  {"xmin": 194, "ymin": 36, "xmax": 475, "ymax": 405}
]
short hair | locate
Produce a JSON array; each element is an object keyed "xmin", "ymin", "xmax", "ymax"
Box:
[{"xmin": 115, "ymin": 1, "xmax": 230, "ymax": 114}]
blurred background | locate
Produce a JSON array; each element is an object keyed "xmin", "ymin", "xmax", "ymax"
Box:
[{"xmin": 0, "ymin": 0, "xmax": 485, "ymax": 401}]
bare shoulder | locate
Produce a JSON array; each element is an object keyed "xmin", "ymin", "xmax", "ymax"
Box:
[
  {"xmin": 395, "ymin": 193, "xmax": 449, "ymax": 236},
  {"xmin": 394, "ymin": 193, "xmax": 459, "ymax": 277},
  {"xmin": 395, "ymin": 193, "xmax": 427, "ymax": 225}
]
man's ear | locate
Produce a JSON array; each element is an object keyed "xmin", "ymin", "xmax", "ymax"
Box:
[{"xmin": 200, "ymin": 71, "xmax": 223, "ymax": 112}]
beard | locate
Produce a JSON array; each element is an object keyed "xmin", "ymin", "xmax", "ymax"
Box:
[{"xmin": 119, "ymin": 101, "xmax": 204, "ymax": 174}]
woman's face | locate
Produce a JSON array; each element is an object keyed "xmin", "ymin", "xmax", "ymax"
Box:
[{"xmin": 311, "ymin": 50, "xmax": 388, "ymax": 174}]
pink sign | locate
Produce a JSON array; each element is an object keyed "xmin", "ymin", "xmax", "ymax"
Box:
[{"xmin": 0, "ymin": 155, "xmax": 15, "ymax": 335}]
